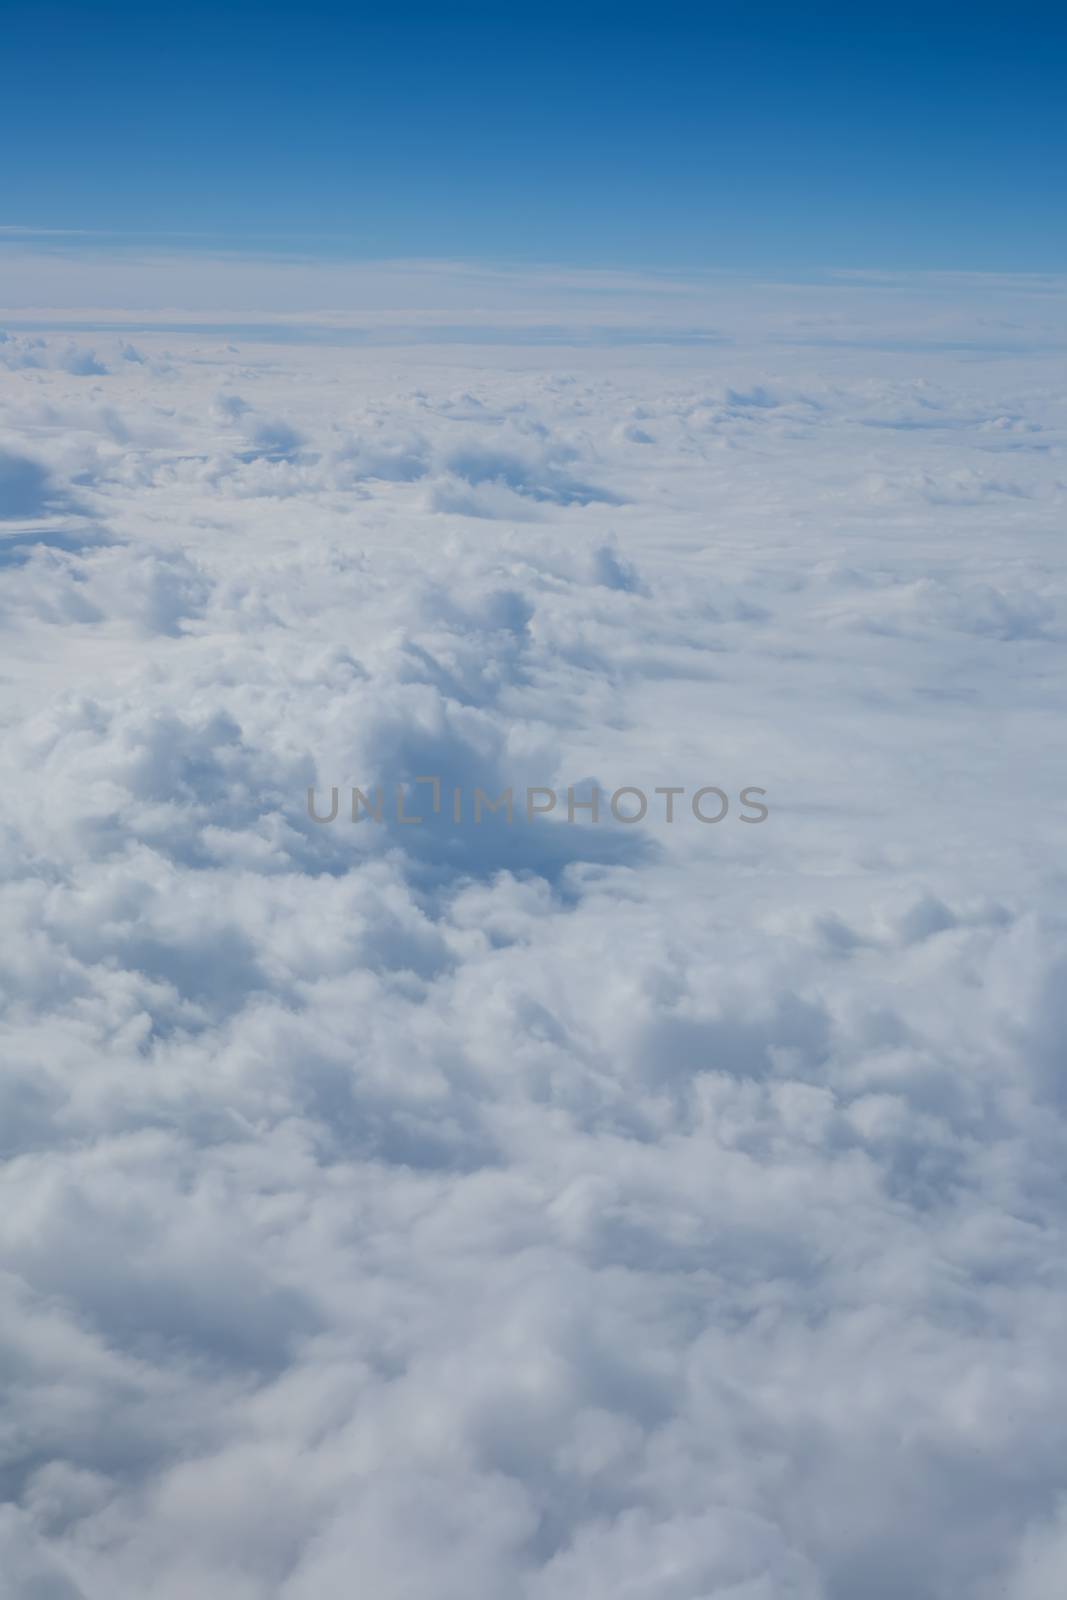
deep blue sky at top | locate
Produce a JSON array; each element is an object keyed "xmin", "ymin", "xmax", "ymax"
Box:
[{"xmin": 4, "ymin": 0, "xmax": 1065, "ymax": 272}]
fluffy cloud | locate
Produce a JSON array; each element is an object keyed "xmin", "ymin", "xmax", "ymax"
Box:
[{"xmin": 0, "ymin": 286, "xmax": 1066, "ymax": 1599}]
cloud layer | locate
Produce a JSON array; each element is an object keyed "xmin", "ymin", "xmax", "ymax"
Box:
[{"xmin": 1, "ymin": 289, "xmax": 1066, "ymax": 1599}]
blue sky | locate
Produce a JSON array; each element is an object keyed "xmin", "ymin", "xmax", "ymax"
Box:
[{"xmin": 3, "ymin": 0, "xmax": 1065, "ymax": 272}]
